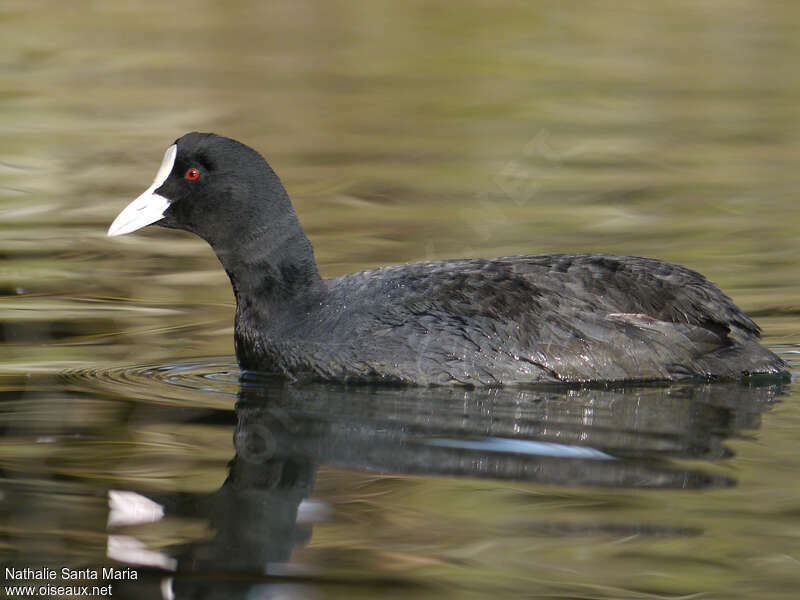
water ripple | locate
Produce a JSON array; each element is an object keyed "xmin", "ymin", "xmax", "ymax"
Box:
[{"xmin": 60, "ymin": 357, "xmax": 241, "ymax": 407}]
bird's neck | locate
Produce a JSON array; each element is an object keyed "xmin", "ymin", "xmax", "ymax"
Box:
[{"xmin": 213, "ymin": 209, "xmax": 325, "ymax": 318}]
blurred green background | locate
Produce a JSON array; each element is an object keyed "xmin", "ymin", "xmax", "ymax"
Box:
[
  {"xmin": 2, "ymin": 1, "xmax": 800, "ymax": 598},
  {"xmin": 3, "ymin": 0, "xmax": 800, "ymax": 368}
]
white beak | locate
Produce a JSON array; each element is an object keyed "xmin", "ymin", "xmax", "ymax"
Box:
[{"xmin": 108, "ymin": 144, "xmax": 177, "ymax": 236}]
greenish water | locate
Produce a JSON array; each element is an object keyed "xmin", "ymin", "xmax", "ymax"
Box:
[{"xmin": 2, "ymin": 1, "xmax": 800, "ymax": 598}]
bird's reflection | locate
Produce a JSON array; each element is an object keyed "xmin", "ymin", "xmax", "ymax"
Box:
[{"xmin": 103, "ymin": 377, "xmax": 785, "ymax": 598}]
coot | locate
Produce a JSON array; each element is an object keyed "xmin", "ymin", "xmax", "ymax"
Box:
[{"xmin": 108, "ymin": 133, "xmax": 786, "ymax": 385}]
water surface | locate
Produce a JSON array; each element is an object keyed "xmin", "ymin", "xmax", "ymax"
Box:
[{"xmin": 2, "ymin": 1, "xmax": 800, "ymax": 598}]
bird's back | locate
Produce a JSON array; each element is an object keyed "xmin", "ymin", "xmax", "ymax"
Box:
[{"xmin": 240, "ymin": 253, "xmax": 784, "ymax": 385}]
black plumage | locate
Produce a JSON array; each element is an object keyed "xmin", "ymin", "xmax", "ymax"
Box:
[{"xmin": 109, "ymin": 132, "xmax": 786, "ymax": 385}]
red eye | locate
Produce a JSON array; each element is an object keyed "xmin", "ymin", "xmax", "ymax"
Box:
[{"xmin": 185, "ymin": 168, "xmax": 200, "ymax": 181}]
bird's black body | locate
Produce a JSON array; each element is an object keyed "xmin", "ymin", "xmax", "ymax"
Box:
[{"xmin": 110, "ymin": 132, "xmax": 786, "ymax": 385}]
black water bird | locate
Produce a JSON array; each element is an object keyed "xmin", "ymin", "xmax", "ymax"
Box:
[{"xmin": 108, "ymin": 132, "xmax": 786, "ymax": 385}]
